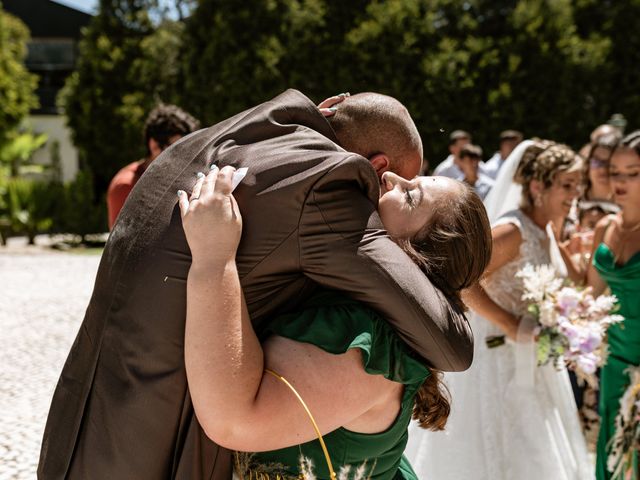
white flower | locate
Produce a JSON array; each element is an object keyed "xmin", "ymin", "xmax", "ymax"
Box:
[
  {"xmin": 603, "ymin": 314, "xmax": 624, "ymax": 326},
  {"xmin": 299, "ymin": 455, "xmax": 317, "ymax": 480},
  {"xmin": 590, "ymin": 294, "xmax": 618, "ymax": 315},
  {"xmin": 618, "ymin": 367, "xmax": 640, "ymax": 422},
  {"xmin": 517, "ymin": 264, "xmax": 562, "ymax": 302},
  {"xmin": 539, "ymin": 300, "xmax": 558, "ymax": 327}
]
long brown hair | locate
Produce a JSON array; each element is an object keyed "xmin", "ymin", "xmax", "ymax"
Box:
[{"xmin": 397, "ymin": 182, "xmax": 492, "ymax": 430}]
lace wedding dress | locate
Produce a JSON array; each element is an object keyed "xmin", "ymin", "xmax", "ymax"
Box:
[{"xmin": 405, "ymin": 209, "xmax": 593, "ymax": 480}]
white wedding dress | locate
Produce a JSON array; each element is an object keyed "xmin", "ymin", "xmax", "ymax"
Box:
[{"xmin": 406, "ymin": 141, "xmax": 593, "ymax": 480}]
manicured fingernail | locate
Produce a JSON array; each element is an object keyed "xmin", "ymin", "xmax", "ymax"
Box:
[
  {"xmin": 177, "ymin": 190, "xmax": 184, "ymax": 196},
  {"xmin": 196, "ymin": 172, "xmax": 205, "ymax": 178},
  {"xmin": 210, "ymin": 164, "xmax": 218, "ymax": 170},
  {"xmin": 343, "ymin": 92, "xmax": 350, "ymax": 97},
  {"xmin": 329, "ymin": 107, "xmax": 337, "ymax": 112}
]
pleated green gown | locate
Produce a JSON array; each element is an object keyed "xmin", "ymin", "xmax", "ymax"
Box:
[{"xmin": 594, "ymin": 243, "xmax": 640, "ymax": 480}]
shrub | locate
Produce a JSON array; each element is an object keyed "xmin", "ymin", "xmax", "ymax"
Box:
[
  {"xmin": 56, "ymin": 170, "xmax": 107, "ymax": 242},
  {"xmin": 0, "ymin": 177, "xmax": 59, "ymax": 244}
]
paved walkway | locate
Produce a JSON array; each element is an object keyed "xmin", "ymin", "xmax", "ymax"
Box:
[{"xmin": 0, "ymin": 249, "xmax": 101, "ymax": 479}]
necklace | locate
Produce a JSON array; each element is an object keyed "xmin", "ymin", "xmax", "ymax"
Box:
[
  {"xmin": 613, "ymin": 219, "xmax": 640, "ymax": 265},
  {"xmin": 620, "ymin": 220, "xmax": 640, "ymax": 234}
]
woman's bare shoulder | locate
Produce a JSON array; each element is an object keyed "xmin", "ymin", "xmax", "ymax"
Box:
[{"xmin": 492, "ymin": 222, "xmax": 523, "ymax": 244}]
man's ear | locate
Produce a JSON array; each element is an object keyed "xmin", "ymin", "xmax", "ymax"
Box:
[
  {"xmin": 369, "ymin": 153, "xmax": 390, "ymax": 179},
  {"xmin": 148, "ymin": 138, "xmax": 162, "ymax": 160}
]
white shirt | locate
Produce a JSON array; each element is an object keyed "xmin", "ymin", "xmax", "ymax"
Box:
[
  {"xmin": 455, "ymin": 172, "xmax": 495, "ymax": 200},
  {"xmin": 483, "ymin": 152, "xmax": 505, "ymax": 179},
  {"xmin": 433, "ymin": 155, "xmax": 460, "ymax": 178},
  {"xmin": 433, "ymin": 154, "xmax": 489, "ymax": 178}
]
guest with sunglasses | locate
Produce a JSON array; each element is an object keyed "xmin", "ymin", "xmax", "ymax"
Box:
[{"xmin": 583, "ymin": 131, "xmax": 622, "ymax": 206}]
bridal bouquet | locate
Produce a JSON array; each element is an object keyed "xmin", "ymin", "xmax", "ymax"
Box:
[
  {"xmin": 515, "ymin": 264, "xmax": 623, "ymax": 386},
  {"xmin": 608, "ymin": 366, "xmax": 640, "ymax": 478}
]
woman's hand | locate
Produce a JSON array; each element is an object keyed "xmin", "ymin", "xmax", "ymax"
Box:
[
  {"xmin": 549, "ymin": 221, "xmax": 589, "ymax": 284},
  {"xmin": 179, "ymin": 165, "xmax": 243, "ymax": 266},
  {"xmin": 317, "ymin": 92, "xmax": 350, "ymax": 117}
]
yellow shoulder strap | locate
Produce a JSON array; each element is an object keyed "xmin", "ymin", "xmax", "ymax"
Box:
[{"xmin": 264, "ymin": 369, "xmax": 337, "ymax": 480}]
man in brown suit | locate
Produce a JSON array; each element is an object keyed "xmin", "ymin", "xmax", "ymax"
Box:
[{"xmin": 38, "ymin": 90, "xmax": 472, "ymax": 479}]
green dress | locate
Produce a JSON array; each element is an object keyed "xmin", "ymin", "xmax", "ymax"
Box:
[
  {"xmin": 245, "ymin": 290, "xmax": 430, "ymax": 480},
  {"xmin": 593, "ymin": 243, "xmax": 640, "ymax": 480}
]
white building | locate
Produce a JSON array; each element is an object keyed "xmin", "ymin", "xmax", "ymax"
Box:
[{"xmin": 5, "ymin": 0, "xmax": 91, "ymax": 182}]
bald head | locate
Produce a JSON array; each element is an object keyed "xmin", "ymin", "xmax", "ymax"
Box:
[{"xmin": 327, "ymin": 93, "xmax": 423, "ymax": 179}]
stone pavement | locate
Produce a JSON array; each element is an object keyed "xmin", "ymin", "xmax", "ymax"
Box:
[{"xmin": 0, "ymin": 249, "xmax": 101, "ymax": 479}]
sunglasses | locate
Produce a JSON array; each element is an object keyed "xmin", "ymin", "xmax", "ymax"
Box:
[{"xmin": 589, "ymin": 157, "xmax": 609, "ymax": 169}]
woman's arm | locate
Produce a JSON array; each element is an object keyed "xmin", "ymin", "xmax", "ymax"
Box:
[
  {"xmin": 586, "ymin": 215, "xmax": 614, "ymax": 296},
  {"xmin": 557, "ymin": 236, "xmax": 588, "ymax": 284},
  {"xmin": 462, "ymin": 223, "xmax": 524, "ymax": 340},
  {"xmin": 180, "ymin": 166, "xmax": 402, "ymax": 452},
  {"xmin": 548, "ymin": 222, "xmax": 589, "ymax": 284}
]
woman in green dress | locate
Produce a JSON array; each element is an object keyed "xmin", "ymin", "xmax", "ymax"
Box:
[
  {"xmin": 178, "ymin": 165, "xmax": 492, "ymax": 479},
  {"xmin": 588, "ymin": 131, "xmax": 640, "ymax": 480}
]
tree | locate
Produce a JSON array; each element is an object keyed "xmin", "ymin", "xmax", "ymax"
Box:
[
  {"xmin": 62, "ymin": 0, "xmax": 640, "ymax": 178},
  {"xmin": 59, "ymin": 0, "xmax": 183, "ymax": 194},
  {"xmin": 178, "ymin": 0, "xmax": 368, "ymax": 125},
  {"xmin": 0, "ymin": 5, "xmax": 39, "ymax": 143},
  {"xmin": 345, "ymin": 0, "xmax": 610, "ymax": 162},
  {"xmin": 500, "ymin": 0, "xmax": 609, "ymax": 147},
  {"xmin": 179, "ymin": 0, "xmax": 613, "ymax": 165},
  {"xmin": 574, "ymin": 0, "xmax": 640, "ymax": 135},
  {"xmin": 0, "ymin": 131, "xmax": 48, "ymax": 177}
]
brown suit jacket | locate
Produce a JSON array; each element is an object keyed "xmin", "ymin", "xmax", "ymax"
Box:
[{"xmin": 38, "ymin": 90, "xmax": 472, "ymax": 479}]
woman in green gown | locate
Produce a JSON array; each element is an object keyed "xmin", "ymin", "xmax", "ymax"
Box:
[
  {"xmin": 178, "ymin": 165, "xmax": 492, "ymax": 479},
  {"xmin": 588, "ymin": 131, "xmax": 640, "ymax": 480}
]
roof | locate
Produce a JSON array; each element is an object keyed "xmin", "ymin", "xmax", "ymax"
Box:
[{"xmin": 3, "ymin": 0, "xmax": 91, "ymax": 39}]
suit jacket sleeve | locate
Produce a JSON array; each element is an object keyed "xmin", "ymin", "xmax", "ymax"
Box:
[{"xmin": 299, "ymin": 155, "xmax": 473, "ymax": 371}]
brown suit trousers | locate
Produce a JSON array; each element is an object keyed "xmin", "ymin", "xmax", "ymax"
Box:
[{"xmin": 38, "ymin": 90, "xmax": 472, "ymax": 479}]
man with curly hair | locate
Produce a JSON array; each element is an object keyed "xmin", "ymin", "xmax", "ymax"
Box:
[{"xmin": 107, "ymin": 104, "xmax": 200, "ymax": 228}]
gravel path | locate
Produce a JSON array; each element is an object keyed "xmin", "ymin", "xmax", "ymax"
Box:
[{"xmin": 0, "ymin": 251, "xmax": 101, "ymax": 479}]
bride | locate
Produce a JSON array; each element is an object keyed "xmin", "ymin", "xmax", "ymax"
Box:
[{"xmin": 405, "ymin": 140, "xmax": 594, "ymax": 479}]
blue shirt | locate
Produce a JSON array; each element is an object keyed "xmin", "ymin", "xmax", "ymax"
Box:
[{"xmin": 455, "ymin": 172, "xmax": 495, "ymax": 200}]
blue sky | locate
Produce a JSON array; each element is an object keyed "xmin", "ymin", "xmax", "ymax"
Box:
[
  {"xmin": 53, "ymin": 0, "xmax": 96, "ymax": 14},
  {"xmin": 52, "ymin": 0, "xmax": 182, "ymax": 17}
]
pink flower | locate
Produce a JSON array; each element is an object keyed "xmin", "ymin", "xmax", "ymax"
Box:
[
  {"xmin": 559, "ymin": 318, "xmax": 579, "ymax": 341},
  {"xmin": 579, "ymin": 329, "xmax": 602, "ymax": 353},
  {"xmin": 576, "ymin": 352, "xmax": 598, "ymax": 375},
  {"xmin": 557, "ymin": 287, "xmax": 581, "ymax": 316}
]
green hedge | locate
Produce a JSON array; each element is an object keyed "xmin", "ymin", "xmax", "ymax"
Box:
[{"xmin": 0, "ymin": 171, "xmax": 107, "ymax": 245}]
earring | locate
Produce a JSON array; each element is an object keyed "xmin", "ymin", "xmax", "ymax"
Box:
[{"xmin": 534, "ymin": 194, "xmax": 543, "ymax": 208}]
